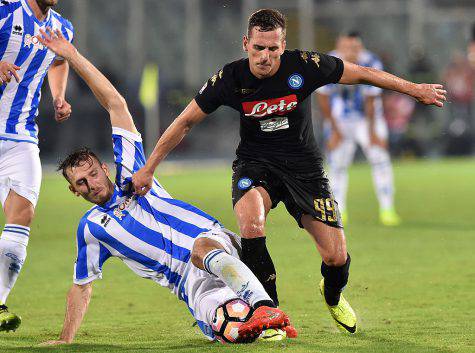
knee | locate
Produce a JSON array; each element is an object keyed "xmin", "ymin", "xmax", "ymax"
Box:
[
  {"xmin": 238, "ymin": 219, "xmax": 265, "ymax": 238},
  {"xmin": 191, "ymin": 238, "xmax": 207, "ymax": 269},
  {"xmin": 190, "ymin": 251, "xmax": 203, "ymax": 269},
  {"xmin": 191, "ymin": 238, "xmax": 224, "ymax": 270},
  {"xmin": 322, "ymin": 251, "xmax": 347, "ymax": 267}
]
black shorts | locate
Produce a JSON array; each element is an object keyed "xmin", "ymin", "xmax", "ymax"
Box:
[{"xmin": 231, "ymin": 158, "xmax": 343, "ymax": 229}]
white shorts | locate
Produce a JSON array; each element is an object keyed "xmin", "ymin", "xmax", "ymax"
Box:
[
  {"xmin": 328, "ymin": 117, "xmax": 388, "ymax": 168},
  {"xmin": 336, "ymin": 117, "xmax": 388, "ymax": 148},
  {"xmin": 0, "ymin": 140, "xmax": 42, "ymax": 207},
  {"xmin": 179, "ymin": 227, "xmax": 242, "ymax": 339}
]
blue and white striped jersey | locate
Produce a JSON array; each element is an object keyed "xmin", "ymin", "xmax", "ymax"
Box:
[
  {"xmin": 318, "ymin": 49, "xmax": 384, "ymax": 121},
  {"xmin": 74, "ymin": 128, "xmax": 222, "ymax": 303},
  {"xmin": 0, "ymin": 0, "xmax": 73, "ymax": 144}
]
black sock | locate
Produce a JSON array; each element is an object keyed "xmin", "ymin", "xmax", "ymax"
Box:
[
  {"xmin": 240, "ymin": 237, "xmax": 279, "ymax": 306},
  {"xmin": 321, "ymin": 253, "xmax": 351, "ymax": 306},
  {"xmin": 253, "ymin": 300, "xmax": 276, "ymax": 309}
]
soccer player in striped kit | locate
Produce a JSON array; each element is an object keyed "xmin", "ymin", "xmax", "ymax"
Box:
[
  {"xmin": 36, "ymin": 28, "xmax": 292, "ymax": 346},
  {"xmin": 0, "ymin": 0, "xmax": 73, "ymax": 331},
  {"xmin": 317, "ymin": 32, "xmax": 401, "ymax": 226}
]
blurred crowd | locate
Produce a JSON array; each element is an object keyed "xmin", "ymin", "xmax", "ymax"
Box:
[
  {"xmin": 36, "ymin": 2, "xmax": 475, "ymax": 163},
  {"xmin": 384, "ymin": 26, "xmax": 475, "ymax": 158}
]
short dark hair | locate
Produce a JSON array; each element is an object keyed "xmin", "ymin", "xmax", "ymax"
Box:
[
  {"xmin": 345, "ymin": 30, "xmax": 362, "ymax": 39},
  {"xmin": 248, "ymin": 9, "xmax": 286, "ymax": 38},
  {"xmin": 58, "ymin": 147, "xmax": 102, "ymax": 182}
]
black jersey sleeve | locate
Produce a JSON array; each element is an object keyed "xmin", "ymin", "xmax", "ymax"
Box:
[
  {"xmin": 298, "ymin": 50, "xmax": 344, "ymax": 91},
  {"xmin": 194, "ymin": 66, "xmax": 231, "ymax": 114}
]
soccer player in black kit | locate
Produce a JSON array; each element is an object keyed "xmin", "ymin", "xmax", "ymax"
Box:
[{"xmin": 133, "ymin": 9, "xmax": 446, "ymax": 335}]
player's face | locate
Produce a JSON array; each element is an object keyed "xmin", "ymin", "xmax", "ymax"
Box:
[
  {"xmin": 243, "ymin": 27, "xmax": 286, "ymax": 79},
  {"xmin": 66, "ymin": 157, "xmax": 115, "ymax": 205},
  {"xmin": 36, "ymin": 0, "xmax": 58, "ymax": 7},
  {"xmin": 338, "ymin": 37, "xmax": 362, "ymax": 64}
]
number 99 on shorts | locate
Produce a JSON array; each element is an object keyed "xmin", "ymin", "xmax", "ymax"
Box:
[{"xmin": 313, "ymin": 197, "xmax": 338, "ymax": 223}]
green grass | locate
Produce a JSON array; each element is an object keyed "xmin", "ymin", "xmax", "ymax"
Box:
[{"xmin": 1, "ymin": 158, "xmax": 474, "ymax": 352}]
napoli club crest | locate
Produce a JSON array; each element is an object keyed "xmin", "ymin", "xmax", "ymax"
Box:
[
  {"xmin": 288, "ymin": 73, "xmax": 304, "ymax": 89},
  {"xmin": 238, "ymin": 178, "xmax": 253, "ymax": 190}
]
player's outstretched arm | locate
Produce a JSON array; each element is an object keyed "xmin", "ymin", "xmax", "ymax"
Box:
[
  {"xmin": 132, "ymin": 99, "xmax": 207, "ymax": 195},
  {"xmin": 48, "ymin": 59, "xmax": 72, "ymax": 123},
  {"xmin": 39, "ymin": 283, "xmax": 93, "ymax": 346},
  {"xmin": 339, "ymin": 60, "xmax": 447, "ymax": 107},
  {"xmin": 37, "ymin": 28, "xmax": 137, "ymax": 134}
]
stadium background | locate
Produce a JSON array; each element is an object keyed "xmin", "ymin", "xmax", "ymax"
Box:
[
  {"xmin": 1, "ymin": 1, "xmax": 474, "ymax": 352},
  {"xmin": 37, "ymin": 0, "xmax": 475, "ymax": 162}
]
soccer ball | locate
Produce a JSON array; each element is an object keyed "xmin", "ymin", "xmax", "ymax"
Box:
[{"xmin": 211, "ymin": 299, "xmax": 253, "ymax": 343}]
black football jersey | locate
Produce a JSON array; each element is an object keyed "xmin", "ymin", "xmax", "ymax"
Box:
[{"xmin": 195, "ymin": 49, "xmax": 344, "ymax": 173}]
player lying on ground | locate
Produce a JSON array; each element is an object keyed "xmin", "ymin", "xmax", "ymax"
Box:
[
  {"xmin": 36, "ymin": 28, "xmax": 293, "ymax": 346},
  {"xmin": 131, "ymin": 9, "xmax": 446, "ymax": 335}
]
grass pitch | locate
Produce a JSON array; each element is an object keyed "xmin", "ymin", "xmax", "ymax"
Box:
[{"xmin": 1, "ymin": 158, "xmax": 474, "ymax": 353}]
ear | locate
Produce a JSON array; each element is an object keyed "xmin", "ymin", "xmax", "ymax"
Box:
[
  {"xmin": 243, "ymin": 35, "xmax": 249, "ymax": 52},
  {"xmin": 281, "ymin": 39, "xmax": 287, "ymax": 52},
  {"xmin": 68, "ymin": 184, "xmax": 80, "ymax": 197},
  {"xmin": 101, "ymin": 163, "xmax": 110, "ymax": 177}
]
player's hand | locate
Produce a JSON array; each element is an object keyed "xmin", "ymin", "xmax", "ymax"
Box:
[
  {"xmin": 327, "ymin": 130, "xmax": 343, "ymax": 151},
  {"xmin": 38, "ymin": 340, "xmax": 69, "ymax": 346},
  {"xmin": 369, "ymin": 130, "xmax": 387, "ymax": 149},
  {"xmin": 132, "ymin": 167, "xmax": 154, "ymax": 196},
  {"xmin": 413, "ymin": 84, "xmax": 447, "ymax": 107},
  {"xmin": 0, "ymin": 61, "xmax": 20, "ymax": 85},
  {"xmin": 53, "ymin": 97, "xmax": 72, "ymax": 123},
  {"xmin": 36, "ymin": 27, "xmax": 77, "ymax": 61}
]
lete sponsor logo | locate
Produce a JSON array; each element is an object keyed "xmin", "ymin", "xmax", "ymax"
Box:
[{"xmin": 242, "ymin": 94, "xmax": 298, "ymax": 118}]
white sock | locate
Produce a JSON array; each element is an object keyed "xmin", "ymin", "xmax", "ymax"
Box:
[
  {"xmin": 203, "ymin": 249, "xmax": 272, "ymax": 307},
  {"xmin": 0, "ymin": 224, "xmax": 29, "ymax": 305},
  {"xmin": 367, "ymin": 147, "xmax": 395, "ymax": 210}
]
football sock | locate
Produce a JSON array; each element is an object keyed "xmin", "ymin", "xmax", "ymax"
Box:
[
  {"xmin": 240, "ymin": 237, "xmax": 279, "ymax": 306},
  {"xmin": 0, "ymin": 224, "xmax": 29, "ymax": 304},
  {"xmin": 321, "ymin": 253, "xmax": 351, "ymax": 306},
  {"xmin": 253, "ymin": 300, "xmax": 276, "ymax": 309},
  {"xmin": 368, "ymin": 146, "xmax": 395, "ymax": 210},
  {"xmin": 203, "ymin": 249, "xmax": 273, "ymax": 308}
]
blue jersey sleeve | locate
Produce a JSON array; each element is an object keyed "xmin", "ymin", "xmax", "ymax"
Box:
[
  {"xmin": 51, "ymin": 12, "xmax": 74, "ymax": 61},
  {"xmin": 73, "ymin": 214, "xmax": 112, "ymax": 285},
  {"xmin": 0, "ymin": 1, "xmax": 20, "ymax": 32},
  {"xmin": 111, "ymin": 127, "xmax": 146, "ymax": 192}
]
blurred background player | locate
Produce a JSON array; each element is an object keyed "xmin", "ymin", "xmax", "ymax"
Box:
[
  {"xmin": 36, "ymin": 28, "xmax": 292, "ymax": 345},
  {"xmin": 317, "ymin": 32, "xmax": 401, "ymax": 226},
  {"xmin": 0, "ymin": 0, "xmax": 73, "ymax": 331}
]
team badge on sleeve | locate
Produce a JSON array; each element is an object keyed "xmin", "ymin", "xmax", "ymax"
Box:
[
  {"xmin": 288, "ymin": 73, "xmax": 304, "ymax": 89},
  {"xmin": 237, "ymin": 178, "xmax": 253, "ymax": 190}
]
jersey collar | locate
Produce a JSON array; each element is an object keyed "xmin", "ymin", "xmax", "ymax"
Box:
[
  {"xmin": 21, "ymin": 0, "xmax": 52, "ymax": 26},
  {"xmin": 99, "ymin": 186, "xmax": 122, "ymax": 210}
]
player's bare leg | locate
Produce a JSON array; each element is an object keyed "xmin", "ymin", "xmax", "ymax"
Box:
[
  {"xmin": 365, "ymin": 144, "xmax": 401, "ymax": 226},
  {"xmin": 192, "ymin": 237, "xmax": 290, "ymax": 342},
  {"xmin": 233, "ymin": 187, "xmax": 279, "ymax": 305},
  {"xmin": 192, "ymin": 237, "xmax": 275, "ymax": 309},
  {"xmin": 0, "ymin": 191, "xmax": 34, "ymax": 332},
  {"xmin": 301, "ymin": 215, "xmax": 357, "ymax": 333},
  {"xmin": 328, "ymin": 139, "xmax": 356, "ymax": 225}
]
